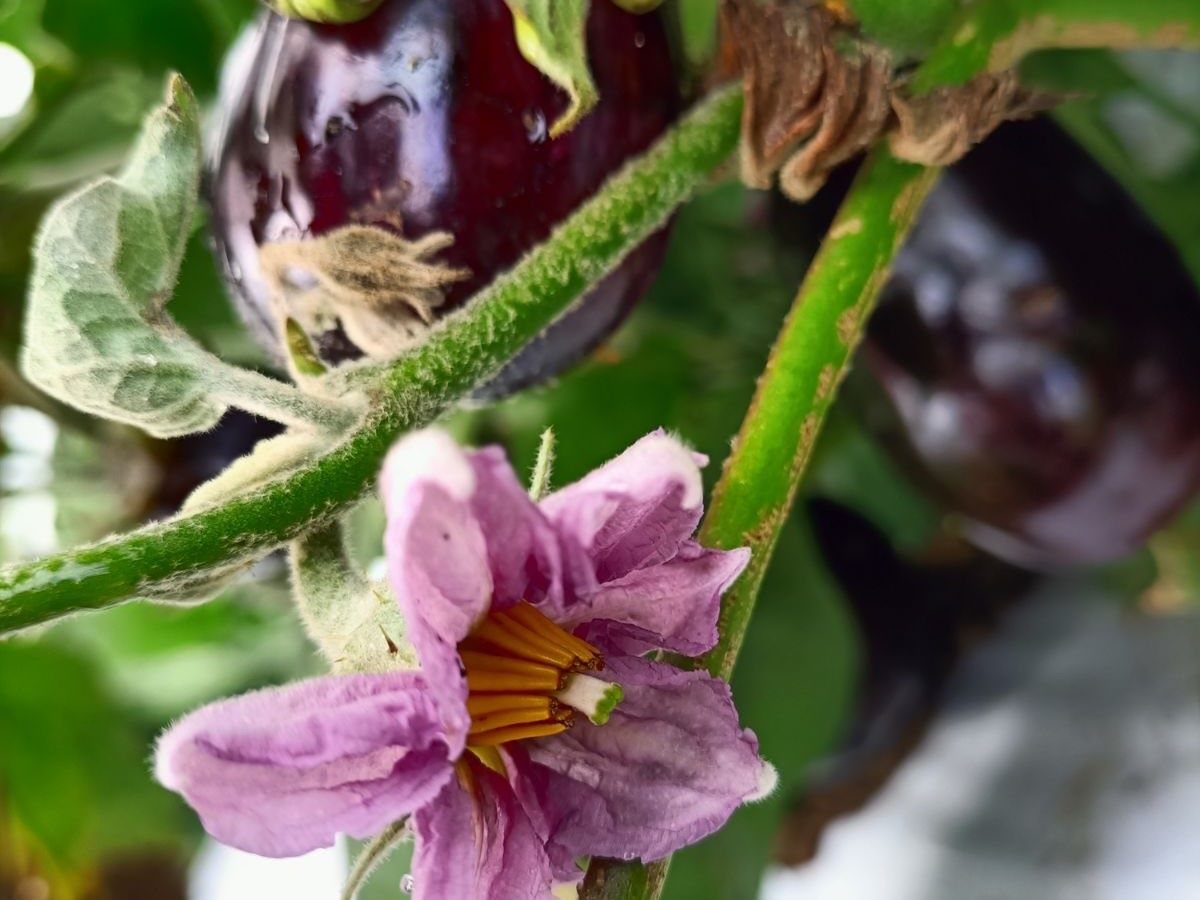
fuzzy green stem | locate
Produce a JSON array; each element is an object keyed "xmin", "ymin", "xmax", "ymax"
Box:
[
  {"xmin": 212, "ymin": 359, "xmax": 360, "ymax": 433},
  {"xmin": 529, "ymin": 427, "xmax": 558, "ymax": 500},
  {"xmin": 581, "ymin": 5, "xmax": 1200, "ymax": 897},
  {"xmin": 290, "ymin": 521, "xmax": 370, "ymax": 661},
  {"xmin": 290, "ymin": 520, "xmax": 414, "ymax": 673},
  {"xmin": 578, "ymin": 150, "xmax": 938, "ymax": 900},
  {"xmin": 0, "ymin": 85, "xmax": 743, "ymax": 635},
  {"xmin": 698, "ymin": 152, "xmax": 938, "ymax": 680},
  {"xmin": 340, "ymin": 819, "xmax": 409, "ymax": 900}
]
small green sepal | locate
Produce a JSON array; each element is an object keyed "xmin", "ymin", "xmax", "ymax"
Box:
[{"xmin": 505, "ymin": 0, "xmax": 599, "ymax": 138}]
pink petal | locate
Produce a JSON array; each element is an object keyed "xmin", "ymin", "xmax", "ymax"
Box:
[
  {"xmin": 520, "ymin": 657, "xmax": 773, "ymax": 864},
  {"xmin": 383, "ymin": 429, "xmax": 494, "ymax": 652},
  {"xmin": 155, "ymin": 673, "xmax": 458, "ymax": 857},
  {"xmin": 541, "ymin": 430, "xmax": 706, "ymax": 588},
  {"xmin": 382, "ymin": 431, "xmax": 565, "ymax": 717},
  {"xmin": 566, "ymin": 542, "xmax": 750, "ymax": 655},
  {"xmin": 412, "ymin": 758, "xmax": 554, "ymax": 900}
]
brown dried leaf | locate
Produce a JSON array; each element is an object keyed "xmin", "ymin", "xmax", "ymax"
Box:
[
  {"xmin": 723, "ymin": 1, "xmax": 1063, "ymax": 200},
  {"xmin": 889, "ymin": 71, "xmax": 1064, "ymax": 167},
  {"xmin": 722, "ymin": 0, "xmax": 892, "ymax": 201},
  {"xmin": 259, "ymin": 225, "xmax": 470, "ymax": 363}
]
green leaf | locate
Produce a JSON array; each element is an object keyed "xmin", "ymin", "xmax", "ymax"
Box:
[
  {"xmin": 848, "ymin": 0, "xmax": 961, "ymax": 57},
  {"xmin": 808, "ymin": 403, "xmax": 942, "ymax": 554},
  {"xmin": 19, "ymin": 74, "xmax": 353, "ymax": 437},
  {"xmin": 0, "ymin": 640, "xmax": 185, "ymax": 868},
  {"xmin": 37, "ymin": 0, "xmax": 257, "ymax": 93},
  {"xmin": 19, "ymin": 74, "xmax": 225, "ymax": 438},
  {"xmin": 58, "ymin": 586, "xmax": 314, "ymax": 719},
  {"xmin": 270, "ymin": 0, "xmax": 385, "ymax": 23},
  {"xmin": 505, "ymin": 0, "xmax": 598, "ymax": 138}
]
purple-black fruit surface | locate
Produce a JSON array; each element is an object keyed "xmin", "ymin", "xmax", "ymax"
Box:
[
  {"xmin": 862, "ymin": 119, "xmax": 1200, "ymax": 568},
  {"xmin": 209, "ymin": 0, "xmax": 678, "ymax": 393}
]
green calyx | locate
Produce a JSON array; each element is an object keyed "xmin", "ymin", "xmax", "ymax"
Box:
[
  {"xmin": 270, "ymin": 0, "xmax": 385, "ymax": 24},
  {"xmin": 505, "ymin": 0, "xmax": 599, "ymax": 138}
]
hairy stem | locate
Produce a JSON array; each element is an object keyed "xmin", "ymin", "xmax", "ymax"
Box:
[
  {"xmin": 340, "ymin": 819, "xmax": 409, "ymax": 900},
  {"xmin": 290, "ymin": 520, "xmax": 369, "ymax": 662},
  {"xmin": 698, "ymin": 152, "xmax": 938, "ymax": 679},
  {"xmin": 212, "ymin": 359, "xmax": 361, "ymax": 433},
  {"xmin": 581, "ymin": 4, "xmax": 1200, "ymax": 896},
  {"xmin": 0, "ymin": 85, "xmax": 743, "ymax": 635},
  {"xmin": 579, "ymin": 149, "xmax": 938, "ymax": 900},
  {"xmin": 529, "ymin": 427, "xmax": 557, "ymax": 501}
]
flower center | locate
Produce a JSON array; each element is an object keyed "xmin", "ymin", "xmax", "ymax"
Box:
[{"xmin": 460, "ymin": 601, "xmax": 622, "ymax": 748}]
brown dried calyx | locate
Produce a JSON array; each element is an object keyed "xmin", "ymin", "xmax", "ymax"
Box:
[
  {"xmin": 720, "ymin": 0, "xmax": 1062, "ymax": 201},
  {"xmin": 259, "ymin": 225, "xmax": 470, "ymax": 363},
  {"xmin": 722, "ymin": 0, "xmax": 892, "ymax": 201},
  {"xmin": 888, "ymin": 71, "xmax": 1061, "ymax": 166}
]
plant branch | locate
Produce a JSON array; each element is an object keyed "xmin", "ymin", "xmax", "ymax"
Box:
[
  {"xmin": 699, "ymin": 150, "xmax": 938, "ymax": 680},
  {"xmin": 210, "ymin": 358, "xmax": 361, "ymax": 433},
  {"xmin": 914, "ymin": 0, "xmax": 1200, "ymax": 92},
  {"xmin": 0, "ymin": 84, "xmax": 744, "ymax": 635},
  {"xmin": 578, "ymin": 148, "xmax": 938, "ymax": 900},
  {"xmin": 581, "ymin": 4, "xmax": 1200, "ymax": 897},
  {"xmin": 341, "ymin": 819, "xmax": 409, "ymax": 900}
]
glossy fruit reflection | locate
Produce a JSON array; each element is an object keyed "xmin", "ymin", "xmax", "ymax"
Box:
[
  {"xmin": 209, "ymin": 0, "xmax": 677, "ymax": 393},
  {"xmin": 861, "ymin": 119, "xmax": 1200, "ymax": 567}
]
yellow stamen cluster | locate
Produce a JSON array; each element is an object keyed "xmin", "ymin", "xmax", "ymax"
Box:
[{"xmin": 461, "ymin": 602, "xmax": 603, "ymax": 747}]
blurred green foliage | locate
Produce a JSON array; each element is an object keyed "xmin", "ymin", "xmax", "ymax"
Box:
[
  {"xmin": 0, "ymin": 0, "xmax": 1199, "ymax": 896},
  {"xmin": 0, "ymin": 641, "xmax": 184, "ymax": 868},
  {"xmin": 1025, "ymin": 48, "xmax": 1200, "ymax": 284}
]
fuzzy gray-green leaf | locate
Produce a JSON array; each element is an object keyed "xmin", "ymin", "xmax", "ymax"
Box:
[{"xmin": 20, "ymin": 74, "xmax": 225, "ymax": 438}]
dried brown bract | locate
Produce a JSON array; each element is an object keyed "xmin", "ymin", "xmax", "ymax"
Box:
[
  {"xmin": 721, "ymin": 0, "xmax": 1062, "ymax": 200},
  {"xmin": 259, "ymin": 225, "xmax": 470, "ymax": 362},
  {"xmin": 889, "ymin": 71, "xmax": 1065, "ymax": 166},
  {"xmin": 722, "ymin": 0, "xmax": 892, "ymax": 201}
]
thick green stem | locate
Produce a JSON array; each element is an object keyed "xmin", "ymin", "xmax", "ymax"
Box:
[
  {"xmin": 0, "ymin": 85, "xmax": 744, "ymax": 634},
  {"xmin": 699, "ymin": 151, "xmax": 938, "ymax": 680},
  {"xmin": 914, "ymin": 0, "xmax": 1200, "ymax": 91},
  {"xmin": 579, "ymin": 149, "xmax": 938, "ymax": 900},
  {"xmin": 582, "ymin": 4, "xmax": 1200, "ymax": 897}
]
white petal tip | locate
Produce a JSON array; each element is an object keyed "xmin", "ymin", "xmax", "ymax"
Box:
[
  {"xmin": 383, "ymin": 428, "xmax": 476, "ymax": 503},
  {"xmin": 641, "ymin": 433, "xmax": 704, "ymax": 509},
  {"xmin": 748, "ymin": 760, "xmax": 779, "ymax": 803}
]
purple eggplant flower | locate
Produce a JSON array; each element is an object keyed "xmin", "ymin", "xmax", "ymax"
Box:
[{"xmin": 156, "ymin": 429, "xmax": 774, "ymax": 897}]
